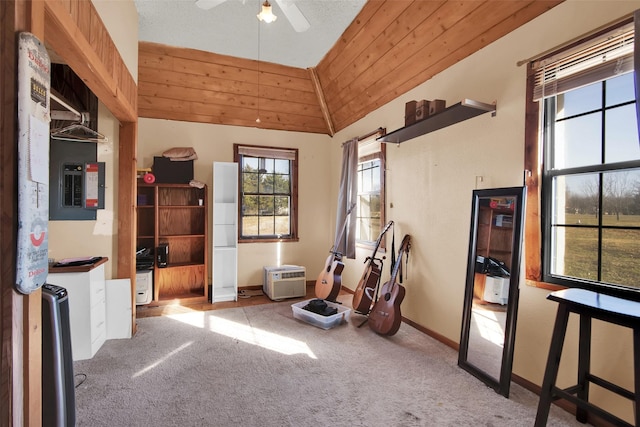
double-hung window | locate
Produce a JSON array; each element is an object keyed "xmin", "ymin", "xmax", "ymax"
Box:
[
  {"xmin": 234, "ymin": 144, "xmax": 298, "ymax": 242},
  {"xmin": 356, "ymin": 134, "xmax": 386, "ymax": 248},
  {"xmin": 533, "ymin": 20, "xmax": 640, "ymax": 295}
]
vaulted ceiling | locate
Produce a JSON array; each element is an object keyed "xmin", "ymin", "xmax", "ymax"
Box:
[{"xmin": 137, "ymin": 0, "xmax": 564, "ymax": 135}]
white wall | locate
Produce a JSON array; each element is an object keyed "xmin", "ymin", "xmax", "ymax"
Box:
[
  {"xmin": 48, "ymin": 104, "xmax": 120, "ymax": 279},
  {"xmin": 48, "ymin": 1, "xmax": 139, "ymax": 280},
  {"xmin": 137, "ymin": 119, "xmax": 334, "ymax": 286},
  {"xmin": 126, "ymin": 0, "xmax": 639, "ymax": 421},
  {"xmin": 332, "ymin": 0, "xmax": 640, "ymax": 422}
]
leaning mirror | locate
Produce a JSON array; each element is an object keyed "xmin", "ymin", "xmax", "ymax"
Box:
[{"xmin": 458, "ymin": 186, "xmax": 525, "ymax": 397}]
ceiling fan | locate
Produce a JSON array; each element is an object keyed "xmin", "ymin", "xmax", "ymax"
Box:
[{"xmin": 195, "ymin": 0, "xmax": 311, "ymax": 33}]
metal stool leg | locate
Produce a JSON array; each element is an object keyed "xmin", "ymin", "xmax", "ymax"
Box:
[{"xmin": 535, "ymin": 303, "xmax": 571, "ymax": 427}]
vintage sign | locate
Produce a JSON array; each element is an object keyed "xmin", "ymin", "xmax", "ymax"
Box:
[{"xmin": 16, "ymin": 32, "xmax": 51, "ymax": 294}]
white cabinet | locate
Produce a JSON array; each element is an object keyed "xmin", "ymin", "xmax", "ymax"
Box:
[
  {"xmin": 212, "ymin": 162, "xmax": 238, "ymax": 302},
  {"xmin": 47, "ymin": 261, "xmax": 107, "ymax": 361},
  {"xmin": 105, "ymin": 278, "xmax": 132, "ymax": 339}
]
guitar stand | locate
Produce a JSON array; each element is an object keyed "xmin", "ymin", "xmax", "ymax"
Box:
[
  {"xmin": 357, "ymin": 316, "xmax": 369, "ymax": 328},
  {"xmin": 356, "ymin": 256, "xmax": 385, "ymax": 328}
]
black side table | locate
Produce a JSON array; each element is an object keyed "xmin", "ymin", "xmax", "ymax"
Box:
[{"xmin": 534, "ymin": 288, "xmax": 640, "ymax": 427}]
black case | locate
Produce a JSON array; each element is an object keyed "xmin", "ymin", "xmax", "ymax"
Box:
[
  {"xmin": 157, "ymin": 243, "xmax": 169, "ymax": 267},
  {"xmin": 153, "ymin": 156, "xmax": 193, "ymax": 184}
]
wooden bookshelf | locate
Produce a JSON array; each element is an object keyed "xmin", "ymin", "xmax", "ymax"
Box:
[{"xmin": 136, "ymin": 183, "xmax": 208, "ymax": 305}]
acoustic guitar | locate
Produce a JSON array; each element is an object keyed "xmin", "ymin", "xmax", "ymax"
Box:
[
  {"xmin": 352, "ymin": 221, "xmax": 394, "ymax": 314},
  {"xmin": 315, "ymin": 203, "xmax": 356, "ymax": 302},
  {"xmin": 368, "ymin": 234, "xmax": 411, "ymax": 336}
]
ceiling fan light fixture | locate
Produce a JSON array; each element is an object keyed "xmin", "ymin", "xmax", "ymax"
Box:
[{"xmin": 257, "ymin": 0, "xmax": 277, "ymax": 24}]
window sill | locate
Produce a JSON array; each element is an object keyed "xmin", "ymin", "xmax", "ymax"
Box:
[
  {"xmin": 525, "ymin": 279, "xmax": 566, "ymax": 292},
  {"xmin": 239, "ymin": 237, "xmax": 299, "ymax": 244}
]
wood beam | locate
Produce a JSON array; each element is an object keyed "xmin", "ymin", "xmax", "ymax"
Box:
[
  {"xmin": 43, "ymin": 0, "xmax": 136, "ymax": 122},
  {"xmin": 118, "ymin": 121, "xmax": 137, "ymax": 336},
  {"xmin": 25, "ymin": 3, "xmax": 44, "ymax": 422},
  {"xmin": 308, "ymin": 67, "xmax": 334, "ymax": 136},
  {"xmin": 0, "ymin": 2, "xmax": 19, "ymax": 422},
  {"xmin": 3, "ymin": 1, "xmax": 46, "ymax": 425}
]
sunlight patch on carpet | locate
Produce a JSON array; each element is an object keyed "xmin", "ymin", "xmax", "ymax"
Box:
[
  {"xmin": 132, "ymin": 341, "xmax": 193, "ymax": 378},
  {"xmin": 167, "ymin": 311, "xmax": 317, "ymax": 358}
]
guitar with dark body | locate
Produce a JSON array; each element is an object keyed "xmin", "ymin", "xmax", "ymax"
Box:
[
  {"xmin": 315, "ymin": 204, "xmax": 355, "ymax": 302},
  {"xmin": 368, "ymin": 234, "xmax": 411, "ymax": 336},
  {"xmin": 352, "ymin": 221, "xmax": 393, "ymax": 314}
]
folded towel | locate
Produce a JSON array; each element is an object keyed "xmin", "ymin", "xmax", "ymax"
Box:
[
  {"xmin": 189, "ymin": 179, "xmax": 205, "ymax": 189},
  {"xmin": 162, "ymin": 147, "xmax": 198, "ymax": 161}
]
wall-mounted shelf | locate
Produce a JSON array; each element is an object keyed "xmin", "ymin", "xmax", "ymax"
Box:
[{"xmin": 377, "ymin": 99, "xmax": 496, "ymax": 144}]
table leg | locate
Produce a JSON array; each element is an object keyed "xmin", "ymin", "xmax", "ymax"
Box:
[{"xmin": 577, "ymin": 314, "xmax": 591, "ymax": 423}]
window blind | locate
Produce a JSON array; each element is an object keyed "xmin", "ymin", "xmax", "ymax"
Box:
[
  {"xmin": 532, "ymin": 21, "xmax": 634, "ymax": 101},
  {"xmin": 236, "ymin": 145, "xmax": 296, "ymax": 161}
]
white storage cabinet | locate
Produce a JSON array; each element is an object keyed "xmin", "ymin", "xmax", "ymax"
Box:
[
  {"xmin": 212, "ymin": 162, "xmax": 238, "ymax": 302},
  {"xmin": 47, "ymin": 262, "xmax": 106, "ymax": 361}
]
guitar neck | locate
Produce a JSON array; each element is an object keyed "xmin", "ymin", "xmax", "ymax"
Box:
[{"xmin": 366, "ymin": 221, "xmax": 394, "ymax": 265}]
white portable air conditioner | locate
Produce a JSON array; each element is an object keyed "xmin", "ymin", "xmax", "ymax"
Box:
[{"xmin": 263, "ymin": 265, "xmax": 306, "ymax": 301}]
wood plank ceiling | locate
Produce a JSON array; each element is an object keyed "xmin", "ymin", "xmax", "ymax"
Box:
[{"xmin": 138, "ymin": 0, "xmax": 563, "ymax": 136}]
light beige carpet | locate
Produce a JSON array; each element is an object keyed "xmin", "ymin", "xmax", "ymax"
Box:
[{"xmin": 73, "ymin": 297, "xmax": 587, "ymax": 426}]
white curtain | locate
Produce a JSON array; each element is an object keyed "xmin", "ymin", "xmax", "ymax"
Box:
[{"xmin": 335, "ymin": 138, "xmax": 358, "ymax": 259}]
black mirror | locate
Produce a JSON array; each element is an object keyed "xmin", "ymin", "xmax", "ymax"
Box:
[{"xmin": 458, "ymin": 186, "xmax": 525, "ymax": 397}]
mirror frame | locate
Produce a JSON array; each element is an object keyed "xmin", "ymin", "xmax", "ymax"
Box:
[{"xmin": 458, "ymin": 186, "xmax": 526, "ymax": 397}]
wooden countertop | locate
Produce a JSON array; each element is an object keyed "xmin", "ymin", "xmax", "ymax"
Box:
[{"xmin": 48, "ymin": 256, "xmax": 108, "ymax": 274}]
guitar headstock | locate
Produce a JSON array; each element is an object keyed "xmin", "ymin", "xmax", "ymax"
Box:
[{"xmin": 399, "ymin": 234, "xmax": 411, "ymax": 254}]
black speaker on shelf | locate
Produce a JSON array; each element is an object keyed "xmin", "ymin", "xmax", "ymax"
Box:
[{"xmin": 157, "ymin": 243, "xmax": 168, "ymax": 267}]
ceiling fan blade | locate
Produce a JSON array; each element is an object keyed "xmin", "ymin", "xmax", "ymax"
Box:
[
  {"xmin": 195, "ymin": 0, "xmax": 228, "ymax": 10},
  {"xmin": 275, "ymin": 0, "xmax": 310, "ymax": 33}
]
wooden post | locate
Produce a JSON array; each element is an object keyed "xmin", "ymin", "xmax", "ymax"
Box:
[{"xmin": 118, "ymin": 121, "xmax": 138, "ymax": 336}]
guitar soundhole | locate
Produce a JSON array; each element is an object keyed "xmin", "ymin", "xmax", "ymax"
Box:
[
  {"xmin": 384, "ymin": 293, "xmax": 391, "ymax": 301},
  {"xmin": 326, "ymin": 265, "xmax": 331, "ymax": 273}
]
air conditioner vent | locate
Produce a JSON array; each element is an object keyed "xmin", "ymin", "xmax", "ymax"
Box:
[
  {"xmin": 281, "ymin": 271, "xmax": 305, "ymax": 279},
  {"xmin": 263, "ymin": 265, "xmax": 306, "ymax": 301}
]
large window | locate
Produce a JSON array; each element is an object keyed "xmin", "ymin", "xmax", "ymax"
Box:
[
  {"xmin": 356, "ymin": 136, "xmax": 386, "ymax": 247},
  {"xmin": 234, "ymin": 144, "xmax": 298, "ymax": 242},
  {"xmin": 536, "ymin": 20, "xmax": 640, "ymax": 295}
]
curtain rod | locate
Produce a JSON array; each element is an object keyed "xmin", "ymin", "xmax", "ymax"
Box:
[
  {"xmin": 358, "ymin": 127, "xmax": 385, "ymax": 141},
  {"xmin": 342, "ymin": 127, "xmax": 386, "ymax": 146}
]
